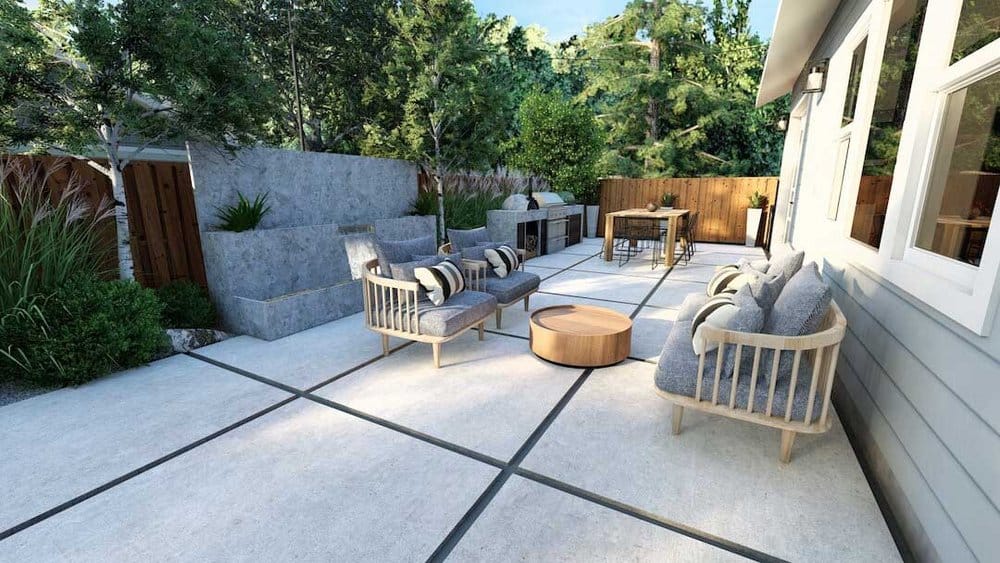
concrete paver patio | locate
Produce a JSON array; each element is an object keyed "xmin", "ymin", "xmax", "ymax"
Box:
[{"xmin": 0, "ymin": 238, "xmax": 902, "ymax": 562}]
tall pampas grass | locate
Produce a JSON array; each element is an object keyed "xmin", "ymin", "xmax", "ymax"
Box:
[{"xmin": 0, "ymin": 158, "xmax": 113, "ymax": 311}]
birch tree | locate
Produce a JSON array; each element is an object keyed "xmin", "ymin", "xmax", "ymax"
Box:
[{"xmin": 12, "ymin": 0, "xmax": 271, "ymax": 280}]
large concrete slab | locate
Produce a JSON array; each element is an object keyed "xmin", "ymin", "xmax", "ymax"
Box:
[
  {"xmin": 570, "ymin": 254, "xmax": 668, "ymax": 279},
  {"xmin": 665, "ymin": 263, "xmax": 716, "ymax": 283},
  {"xmin": 630, "ymin": 306, "xmax": 678, "ymax": 362},
  {"xmin": 522, "ymin": 361, "xmax": 902, "ymax": 562},
  {"xmin": 523, "ymin": 264, "xmax": 563, "ymax": 280},
  {"xmin": 645, "ymin": 280, "xmax": 710, "ymax": 309},
  {"xmin": 195, "ymin": 311, "xmax": 402, "ymax": 390},
  {"xmin": 450, "ymin": 476, "xmax": 742, "ymax": 562},
  {"xmin": 540, "ymin": 270, "xmax": 660, "ymax": 305},
  {"xmin": 689, "ymin": 252, "xmax": 758, "ymax": 266},
  {"xmin": 559, "ymin": 244, "xmax": 601, "ymax": 256},
  {"xmin": 0, "ymin": 354, "xmax": 289, "ymax": 532},
  {"xmin": 0, "ymin": 400, "xmax": 498, "ymax": 561},
  {"xmin": 493, "ymin": 293, "xmax": 636, "ymax": 339},
  {"xmin": 525, "ymin": 252, "xmax": 592, "ymax": 269},
  {"xmin": 315, "ymin": 332, "xmax": 582, "ymax": 461}
]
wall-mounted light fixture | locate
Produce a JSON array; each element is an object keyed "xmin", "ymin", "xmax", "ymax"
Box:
[{"xmin": 803, "ymin": 59, "xmax": 829, "ymax": 94}]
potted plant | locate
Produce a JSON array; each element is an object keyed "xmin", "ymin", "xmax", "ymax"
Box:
[
  {"xmin": 746, "ymin": 190, "xmax": 767, "ymax": 247},
  {"xmin": 660, "ymin": 192, "xmax": 677, "ymax": 210}
]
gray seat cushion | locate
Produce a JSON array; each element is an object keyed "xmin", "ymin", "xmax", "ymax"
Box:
[
  {"xmin": 376, "ymin": 235, "xmax": 438, "ymax": 277},
  {"xmin": 447, "ymin": 227, "xmax": 491, "ymax": 250},
  {"xmin": 406, "ymin": 290, "xmax": 497, "ymax": 337},
  {"xmin": 481, "ymin": 270, "xmax": 540, "ymax": 304}
]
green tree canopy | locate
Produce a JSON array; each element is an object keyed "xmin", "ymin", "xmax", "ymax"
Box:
[
  {"xmin": 513, "ymin": 91, "xmax": 604, "ymax": 203},
  {"xmin": 10, "ymin": 0, "xmax": 273, "ymax": 279}
]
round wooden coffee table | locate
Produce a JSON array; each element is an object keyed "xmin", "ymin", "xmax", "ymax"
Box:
[{"xmin": 529, "ymin": 304, "xmax": 632, "ymax": 367}]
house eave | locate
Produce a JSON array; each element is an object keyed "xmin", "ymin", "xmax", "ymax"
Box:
[{"xmin": 756, "ymin": 0, "xmax": 841, "ymax": 107}]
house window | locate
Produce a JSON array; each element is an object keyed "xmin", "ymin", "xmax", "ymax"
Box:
[
  {"xmin": 913, "ymin": 71, "xmax": 999, "ymax": 266},
  {"xmin": 842, "ymin": 39, "xmax": 868, "ymax": 127},
  {"xmin": 849, "ymin": 0, "xmax": 928, "ymax": 248},
  {"xmin": 951, "ymin": 0, "xmax": 1000, "ymax": 63}
]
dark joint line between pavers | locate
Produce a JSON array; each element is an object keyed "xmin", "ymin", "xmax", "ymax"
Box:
[{"xmin": 512, "ymin": 468, "xmax": 788, "ymax": 563}]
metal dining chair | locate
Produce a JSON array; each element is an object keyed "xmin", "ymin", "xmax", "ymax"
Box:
[
  {"xmin": 614, "ymin": 217, "xmax": 663, "ymax": 269},
  {"xmin": 675, "ymin": 212, "xmax": 698, "ymax": 265}
]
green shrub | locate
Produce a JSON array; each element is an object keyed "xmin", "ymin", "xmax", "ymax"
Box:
[
  {"xmin": 0, "ymin": 276, "xmax": 165, "ymax": 385},
  {"xmin": 156, "ymin": 280, "xmax": 216, "ymax": 328},
  {"xmin": 0, "ymin": 159, "xmax": 112, "ymax": 311},
  {"xmin": 215, "ymin": 191, "xmax": 271, "ymax": 232}
]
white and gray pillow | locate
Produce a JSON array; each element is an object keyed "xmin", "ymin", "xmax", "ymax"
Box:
[
  {"xmin": 414, "ymin": 261, "xmax": 466, "ymax": 306},
  {"xmin": 690, "ymin": 294, "xmax": 737, "ymax": 355},
  {"xmin": 484, "ymin": 245, "xmax": 520, "ymax": 278}
]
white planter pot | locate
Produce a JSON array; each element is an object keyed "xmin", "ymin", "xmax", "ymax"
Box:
[
  {"xmin": 659, "ymin": 206, "xmax": 674, "ymax": 211},
  {"xmin": 746, "ymin": 208, "xmax": 763, "ymax": 247},
  {"xmin": 585, "ymin": 205, "xmax": 600, "ymax": 238}
]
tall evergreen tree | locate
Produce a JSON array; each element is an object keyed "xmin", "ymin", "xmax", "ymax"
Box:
[{"xmin": 362, "ymin": 0, "xmax": 508, "ymax": 240}]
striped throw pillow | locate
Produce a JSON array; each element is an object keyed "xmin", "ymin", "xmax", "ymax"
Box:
[
  {"xmin": 414, "ymin": 261, "xmax": 465, "ymax": 306},
  {"xmin": 484, "ymin": 245, "xmax": 520, "ymax": 278},
  {"xmin": 690, "ymin": 294, "xmax": 737, "ymax": 355}
]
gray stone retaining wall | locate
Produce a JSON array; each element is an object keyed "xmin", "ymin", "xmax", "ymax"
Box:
[{"xmin": 188, "ymin": 144, "xmax": 434, "ymax": 340}]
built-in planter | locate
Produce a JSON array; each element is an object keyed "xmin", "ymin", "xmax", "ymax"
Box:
[
  {"xmin": 200, "ymin": 216, "xmax": 435, "ymax": 340},
  {"xmin": 746, "ymin": 207, "xmax": 764, "ymax": 247},
  {"xmin": 585, "ymin": 205, "xmax": 600, "ymax": 238}
]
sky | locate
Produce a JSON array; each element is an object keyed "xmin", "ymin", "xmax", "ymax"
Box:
[{"xmin": 474, "ymin": 0, "xmax": 781, "ymax": 42}]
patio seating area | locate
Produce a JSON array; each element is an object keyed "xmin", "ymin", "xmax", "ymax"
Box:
[{"xmin": 0, "ymin": 238, "xmax": 901, "ymax": 561}]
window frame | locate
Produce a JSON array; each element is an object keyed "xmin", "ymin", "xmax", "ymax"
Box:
[{"xmin": 831, "ymin": 0, "xmax": 1000, "ymax": 335}]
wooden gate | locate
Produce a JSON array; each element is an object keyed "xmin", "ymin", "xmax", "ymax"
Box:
[
  {"xmin": 597, "ymin": 177, "xmax": 780, "ymax": 244},
  {"xmin": 3, "ymin": 156, "xmax": 206, "ymax": 288}
]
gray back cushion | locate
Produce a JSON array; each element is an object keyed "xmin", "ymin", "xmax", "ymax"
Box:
[
  {"xmin": 768, "ymin": 250, "xmax": 805, "ymax": 284},
  {"xmin": 390, "ymin": 255, "xmax": 443, "ymax": 283},
  {"xmin": 764, "ymin": 262, "xmax": 830, "ymax": 337},
  {"xmin": 461, "ymin": 241, "xmax": 503, "ymax": 262},
  {"xmin": 376, "ymin": 235, "xmax": 438, "ymax": 277},
  {"xmin": 745, "ymin": 268, "xmax": 785, "ymax": 314},
  {"xmin": 757, "ymin": 262, "xmax": 832, "ymax": 383},
  {"xmin": 414, "ymin": 252, "xmax": 462, "ymax": 268},
  {"xmin": 447, "ymin": 227, "xmax": 491, "ymax": 251}
]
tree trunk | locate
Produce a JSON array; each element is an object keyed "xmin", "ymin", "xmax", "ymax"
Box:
[
  {"xmin": 435, "ymin": 171, "xmax": 445, "ymax": 243},
  {"xmin": 645, "ymin": 38, "xmax": 660, "ymax": 173},
  {"xmin": 109, "ymin": 164, "xmax": 136, "ymax": 281},
  {"xmin": 100, "ymin": 122, "xmax": 136, "ymax": 281}
]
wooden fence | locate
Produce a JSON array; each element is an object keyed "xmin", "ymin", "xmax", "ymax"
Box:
[
  {"xmin": 3, "ymin": 156, "xmax": 206, "ymax": 288},
  {"xmin": 597, "ymin": 177, "xmax": 780, "ymax": 244}
]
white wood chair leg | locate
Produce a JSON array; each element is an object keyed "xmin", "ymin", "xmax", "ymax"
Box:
[
  {"xmin": 432, "ymin": 342, "xmax": 441, "ymax": 369},
  {"xmin": 671, "ymin": 405, "xmax": 683, "ymax": 435},
  {"xmin": 381, "ymin": 334, "xmax": 389, "ymax": 357},
  {"xmin": 523, "ymin": 295, "xmax": 530, "ymax": 311},
  {"xmin": 780, "ymin": 430, "xmax": 796, "ymax": 463},
  {"xmin": 495, "ymin": 307, "xmax": 503, "ymax": 329},
  {"xmin": 478, "ymin": 322, "xmax": 484, "ymax": 341}
]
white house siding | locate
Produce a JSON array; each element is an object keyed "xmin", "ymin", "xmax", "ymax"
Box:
[{"xmin": 771, "ymin": 1, "xmax": 1000, "ymax": 561}]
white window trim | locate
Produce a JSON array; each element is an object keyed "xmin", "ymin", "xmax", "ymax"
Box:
[{"xmin": 829, "ymin": 0, "xmax": 1000, "ymax": 335}]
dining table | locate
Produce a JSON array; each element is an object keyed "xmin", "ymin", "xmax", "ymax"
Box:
[{"xmin": 602, "ymin": 208, "xmax": 690, "ymax": 267}]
